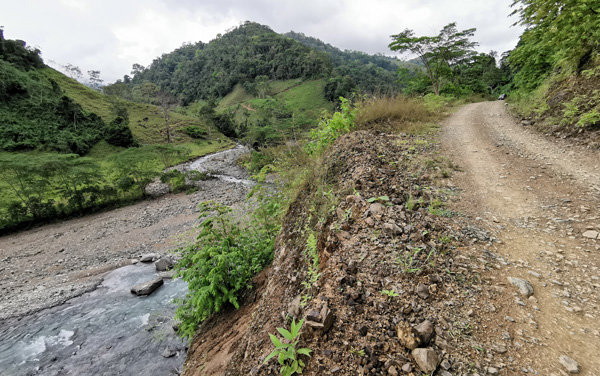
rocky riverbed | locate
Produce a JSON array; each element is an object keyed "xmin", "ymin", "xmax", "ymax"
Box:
[{"xmin": 0, "ymin": 146, "xmax": 252, "ymax": 375}]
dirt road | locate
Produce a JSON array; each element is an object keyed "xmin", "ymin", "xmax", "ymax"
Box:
[{"xmin": 442, "ymin": 101, "xmax": 600, "ymax": 375}]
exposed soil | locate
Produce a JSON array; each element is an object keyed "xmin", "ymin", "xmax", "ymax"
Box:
[
  {"xmin": 442, "ymin": 101, "xmax": 600, "ymax": 375},
  {"xmin": 182, "ymin": 101, "xmax": 599, "ymax": 376}
]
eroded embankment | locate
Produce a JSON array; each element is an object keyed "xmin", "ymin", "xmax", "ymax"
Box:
[{"xmin": 183, "ymin": 130, "xmax": 506, "ymax": 375}]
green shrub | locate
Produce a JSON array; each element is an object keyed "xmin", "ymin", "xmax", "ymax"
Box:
[
  {"xmin": 173, "ymin": 198, "xmax": 278, "ymax": 339},
  {"xmin": 182, "ymin": 125, "xmax": 207, "ymax": 139},
  {"xmin": 305, "ymin": 97, "xmax": 357, "ymax": 154}
]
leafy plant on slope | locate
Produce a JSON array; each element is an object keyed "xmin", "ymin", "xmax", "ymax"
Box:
[{"xmin": 264, "ymin": 319, "xmax": 312, "ymax": 376}]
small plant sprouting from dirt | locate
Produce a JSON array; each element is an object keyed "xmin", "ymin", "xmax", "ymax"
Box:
[{"xmin": 264, "ymin": 319, "xmax": 312, "ymax": 376}]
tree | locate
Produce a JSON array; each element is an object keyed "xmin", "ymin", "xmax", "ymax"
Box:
[
  {"xmin": 389, "ymin": 23, "xmax": 478, "ymax": 95},
  {"xmin": 157, "ymin": 90, "xmax": 178, "ymax": 143},
  {"xmin": 64, "ymin": 63, "xmax": 83, "ymax": 80},
  {"xmin": 255, "ymin": 75, "xmax": 271, "ymax": 98},
  {"xmin": 87, "ymin": 70, "xmax": 103, "ymax": 91}
]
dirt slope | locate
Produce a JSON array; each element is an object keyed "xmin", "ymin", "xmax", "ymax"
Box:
[{"xmin": 442, "ymin": 101, "xmax": 600, "ymax": 375}]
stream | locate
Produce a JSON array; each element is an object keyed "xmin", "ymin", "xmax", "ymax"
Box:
[{"xmin": 0, "ymin": 146, "xmax": 252, "ymax": 376}]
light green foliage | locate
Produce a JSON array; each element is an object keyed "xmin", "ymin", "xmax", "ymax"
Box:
[
  {"xmin": 306, "ymin": 97, "xmax": 357, "ymax": 154},
  {"xmin": 509, "ymin": 0, "xmax": 600, "ymax": 90},
  {"xmin": 560, "ymin": 91, "xmax": 600, "ymax": 128},
  {"xmin": 174, "ymin": 176, "xmax": 283, "ymax": 338},
  {"xmin": 264, "ymin": 319, "xmax": 312, "ymax": 376},
  {"xmin": 303, "ymin": 233, "xmax": 320, "ymax": 289},
  {"xmin": 367, "ymin": 196, "xmax": 389, "ymax": 203},
  {"xmin": 397, "ymin": 247, "xmax": 426, "ymax": 273},
  {"xmin": 380, "ymin": 289, "xmax": 399, "ymax": 301},
  {"xmin": 107, "ymin": 147, "xmax": 161, "ymax": 195}
]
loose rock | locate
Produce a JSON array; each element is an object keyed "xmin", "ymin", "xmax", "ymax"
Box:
[
  {"xmin": 412, "ymin": 348, "xmax": 440, "ymax": 374},
  {"xmin": 155, "ymin": 257, "xmax": 174, "ymax": 272},
  {"xmin": 140, "ymin": 253, "xmax": 159, "ymax": 263},
  {"xmin": 559, "ymin": 355, "xmax": 580, "ymax": 374},
  {"xmin": 508, "ymin": 276, "xmax": 534, "ymax": 297},
  {"xmin": 130, "ymin": 277, "xmax": 163, "ymax": 296}
]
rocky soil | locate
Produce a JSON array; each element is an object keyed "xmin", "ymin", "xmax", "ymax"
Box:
[
  {"xmin": 442, "ymin": 101, "xmax": 600, "ymax": 375},
  {"xmin": 0, "ymin": 147, "xmax": 252, "ymax": 320},
  {"xmin": 183, "ymin": 102, "xmax": 599, "ymax": 376}
]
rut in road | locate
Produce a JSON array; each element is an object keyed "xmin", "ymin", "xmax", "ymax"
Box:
[{"xmin": 442, "ymin": 101, "xmax": 600, "ymax": 375}]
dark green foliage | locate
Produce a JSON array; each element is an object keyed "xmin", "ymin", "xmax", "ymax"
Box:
[
  {"xmin": 105, "ymin": 117, "xmax": 137, "ymax": 147},
  {"xmin": 0, "ymin": 55, "xmax": 111, "ymax": 154},
  {"xmin": 0, "ymin": 29, "xmax": 44, "ymax": 71},
  {"xmin": 286, "ymin": 31, "xmax": 402, "ymax": 97},
  {"xmin": 129, "ymin": 22, "xmax": 331, "ymax": 104},
  {"xmin": 0, "ymin": 153, "xmax": 118, "ymax": 233},
  {"xmin": 182, "ymin": 125, "xmax": 207, "ymax": 139}
]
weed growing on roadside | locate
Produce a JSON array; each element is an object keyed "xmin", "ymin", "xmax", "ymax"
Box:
[
  {"xmin": 264, "ymin": 319, "xmax": 312, "ymax": 376},
  {"xmin": 380, "ymin": 289, "xmax": 400, "ymax": 301}
]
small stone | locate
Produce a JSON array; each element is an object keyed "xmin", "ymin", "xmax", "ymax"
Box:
[
  {"xmin": 508, "ymin": 276, "xmax": 534, "ymax": 297},
  {"xmin": 383, "ymin": 223, "xmax": 403, "ymax": 235},
  {"xmin": 130, "ymin": 277, "xmax": 163, "ymax": 296},
  {"xmin": 559, "ymin": 355, "xmax": 580, "ymax": 374},
  {"xmin": 306, "ymin": 310, "xmax": 321, "ymax": 322},
  {"xmin": 158, "ymin": 271, "xmax": 175, "ymax": 279},
  {"xmin": 438, "ymin": 371, "xmax": 453, "ymax": 376},
  {"xmin": 161, "ymin": 346, "xmax": 177, "ymax": 358},
  {"xmin": 412, "ymin": 348, "xmax": 440, "ymax": 373},
  {"xmin": 487, "ymin": 367, "xmax": 499, "ymax": 375},
  {"xmin": 417, "ymin": 283, "xmax": 430, "ymax": 299},
  {"xmin": 582, "ymin": 230, "xmax": 599, "ymax": 239},
  {"xmin": 401, "ymin": 363, "xmax": 413, "ymax": 373},
  {"xmin": 287, "ymin": 295, "xmax": 301, "ymax": 319},
  {"xmin": 155, "ymin": 257, "xmax": 174, "ymax": 271},
  {"xmin": 492, "ymin": 344, "xmax": 507, "ymax": 354},
  {"xmin": 131, "ymin": 259, "xmax": 139, "ymax": 265},
  {"xmin": 397, "ymin": 321, "xmax": 421, "ymax": 350},
  {"xmin": 528, "ymin": 270, "xmax": 542, "ymax": 279},
  {"xmin": 414, "ymin": 320, "xmax": 434, "ymax": 344},
  {"xmin": 440, "ymin": 359, "xmax": 451, "ymax": 370},
  {"xmin": 387, "ymin": 365, "xmax": 398, "ymax": 376},
  {"xmin": 140, "ymin": 253, "xmax": 159, "ymax": 263}
]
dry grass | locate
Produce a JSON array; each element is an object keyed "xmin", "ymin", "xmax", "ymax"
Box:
[{"xmin": 355, "ymin": 96, "xmax": 435, "ymax": 133}]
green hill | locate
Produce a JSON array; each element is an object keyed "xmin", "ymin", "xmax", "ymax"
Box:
[
  {"xmin": 0, "ymin": 32, "xmax": 232, "ymax": 234},
  {"xmin": 120, "ymin": 21, "xmax": 403, "ymax": 107}
]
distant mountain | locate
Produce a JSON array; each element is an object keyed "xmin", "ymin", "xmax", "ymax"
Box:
[{"xmin": 123, "ymin": 21, "xmax": 404, "ymax": 105}]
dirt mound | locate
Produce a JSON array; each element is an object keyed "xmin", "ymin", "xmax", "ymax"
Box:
[{"xmin": 183, "ymin": 130, "xmax": 501, "ymax": 375}]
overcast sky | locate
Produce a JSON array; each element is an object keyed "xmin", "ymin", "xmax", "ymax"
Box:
[{"xmin": 3, "ymin": 0, "xmax": 524, "ymax": 83}]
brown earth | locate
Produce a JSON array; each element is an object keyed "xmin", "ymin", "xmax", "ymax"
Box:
[
  {"xmin": 442, "ymin": 101, "xmax": 600, "ymax": 375},
  {"xmin": 182, "ymin": 101, "xmax": 599, "ymax": 376}
]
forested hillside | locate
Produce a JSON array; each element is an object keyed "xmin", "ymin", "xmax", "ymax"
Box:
[
  {"xmin": 0, "ymin": 31, "xmax": 227, "ymax": 234},
  {"xmin": 507, "ymin": 0, "xmax": 600, "ymax": 137},
  {"xmin": 114, "ymin": 22, "xmax": 404, "ymax": 107}
]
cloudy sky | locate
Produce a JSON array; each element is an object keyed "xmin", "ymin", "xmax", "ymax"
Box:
[{"xmin": 3, "ymin": 0, "xmax": 524, "ymax": 83}]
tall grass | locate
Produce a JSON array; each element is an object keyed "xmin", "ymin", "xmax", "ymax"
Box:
[{"xmin": 355, "ymin": 95, "xmax": 434, "ymax": 133}]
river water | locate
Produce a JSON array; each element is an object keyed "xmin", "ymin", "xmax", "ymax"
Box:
[{"xmin": 0, "ymin": 146, "xmax": 252, "ymax": 376}]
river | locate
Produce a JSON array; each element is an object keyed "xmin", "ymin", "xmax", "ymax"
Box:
[{"xmin": 0, "ymin": 146, "xmax": 252, "ymax": 376}]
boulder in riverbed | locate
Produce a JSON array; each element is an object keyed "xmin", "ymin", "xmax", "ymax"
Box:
[
  {"xmin": 131, "ymin": 277, "xmax": 163, "ymax": 296},
  {"xmin": 155, "ymin": 257, "xmax": 174, "ymax": 271},
  {"xmin": 140, "ymin": 253, "xmax": 159, "ymax": 263}
]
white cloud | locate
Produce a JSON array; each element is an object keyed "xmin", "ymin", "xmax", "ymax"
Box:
[{"xmin": 2, "ymin": 0, "xmax": 524, "ymax": 82}]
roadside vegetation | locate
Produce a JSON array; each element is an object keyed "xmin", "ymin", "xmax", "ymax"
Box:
[{"xmin": 504, "ymin": 0, "xmax": 600, "ymax": 134}]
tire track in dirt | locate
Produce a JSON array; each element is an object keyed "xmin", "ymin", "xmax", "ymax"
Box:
[{"xmin": 442, "ymin": 101, "xmax": 600, "ymax": 375}]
